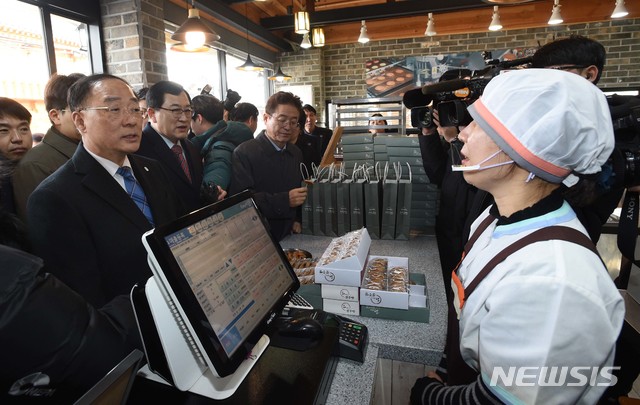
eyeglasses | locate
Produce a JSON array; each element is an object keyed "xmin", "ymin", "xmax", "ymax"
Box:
[
  {"xmin": 81, "ymin": 106, "xmax": 145, "ymax": 118},
  {"xmin": 547, "ymin": 65, "xmax": 588, "ymax": 71},
  {"xmin": 157, "ymin": 106, "xmax": 194, "ymax": 119},
  {"xmin": 269, "ymin": 114, "xmax": 300, "ymax": 128}
]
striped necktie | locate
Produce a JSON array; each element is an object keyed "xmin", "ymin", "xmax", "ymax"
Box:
[
  {"xmin": 171, "ymin": 144, "xmax": 192, "ymax": 183},
  {"xmin": 116, "ymin": 166, "xmax": 154, "ymax": 226}
]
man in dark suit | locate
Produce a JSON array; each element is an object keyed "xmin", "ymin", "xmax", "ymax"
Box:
[
  {"xmin": 27, "ymin": 74, "xmax": 185, "ymax": 307},
  {"xmin": 302, "ymin": 104, "xmax": 333, "ymax": 160},
  {"xmin": 137, "ymin": 81, "xmax": 204, "ymax": 211}
]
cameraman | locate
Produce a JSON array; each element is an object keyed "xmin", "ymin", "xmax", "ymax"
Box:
[
  {"xmin": 464, "ymin": 35, "xmax": 621, "ymax": 244},
  {"xmin": 418, "ymin": 69, "xmax": 478, "ymax": 302}
]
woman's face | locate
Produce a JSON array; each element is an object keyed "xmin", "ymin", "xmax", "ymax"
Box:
[
  {"xmin": 369, "ymin": 118, "xmax": 386, "ymax": 134},
  {"xmin": 457, "ymin": 121, "xmax": 511, "ymax": 191}
]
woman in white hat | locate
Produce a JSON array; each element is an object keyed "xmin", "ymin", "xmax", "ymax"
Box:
[{"xmin": 411, "ymin": 69, "xmax": 624, "ymax": 404}]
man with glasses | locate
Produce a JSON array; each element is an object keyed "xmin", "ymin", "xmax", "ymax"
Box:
[
  {"xmin": 13, "ymin": 73, "xmax": 85, "ymax": 221},
  {"xmin": 229, "ymin": 91, "xmax": 308, "ymax": 241},
  {"xmin": 27, "ymin": 74, "xmax": 185, "ymax": 307},
  {"xmin": 137, "ymin": 80, "xmax": 204, "ymax": 211}
]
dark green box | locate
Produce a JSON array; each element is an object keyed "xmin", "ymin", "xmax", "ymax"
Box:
[
  {"xmin": 341, "ymin": 133, "xmax": 375, "ymax": 144},
  {"xmin": 386, "ymin": 146, "xmax": 422, "ymax": 157},
  {"xmin": 343, "ymin": 143, "xmax": 374, "ymax": 153},
  {"xmin": 297, "ymin": 283, "xmax": 323, "ymax": 309},
  {"xmin": 385, "ymin": 136, "xmax": 421, "ymax": 147}
]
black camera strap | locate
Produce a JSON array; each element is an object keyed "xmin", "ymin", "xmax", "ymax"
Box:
[{"xmin": 617, "ymin": 190, "xmax": 640, "ymax": 265}]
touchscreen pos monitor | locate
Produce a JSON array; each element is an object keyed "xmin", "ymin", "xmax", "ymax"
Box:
[{"xmin": 139, "ymin": 190, "xmax": 300, "ymax": 399}]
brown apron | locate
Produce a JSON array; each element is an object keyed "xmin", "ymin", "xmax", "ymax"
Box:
[{"xmin": 445, "ymin": 215, "xmax": 602, "ymax": 385}]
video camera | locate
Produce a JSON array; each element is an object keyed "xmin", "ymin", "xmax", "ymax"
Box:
[
  {"xmin": 403, "ymin": 56, "xmax": 532, "ymax": 128},
  {"xmin": 607, "ymin": 94, "xmax": 640, "ymax": 188}
]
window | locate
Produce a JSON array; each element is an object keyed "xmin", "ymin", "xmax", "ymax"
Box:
[
  {"xmin": 166, "ymin": 37, "xmax": 221, "ymax": 100},
  {"xmin": 0, "ymin": 0, "xmax": 98, "ymax": 135},
  {"xmin": 225, "ymin": 53, "xmax": 268, "ymax": 134}
]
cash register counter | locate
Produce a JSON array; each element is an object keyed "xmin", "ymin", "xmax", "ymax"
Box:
[{"xmin": 280, "ymin": 234, "xmax": 447, "ymax": 405}]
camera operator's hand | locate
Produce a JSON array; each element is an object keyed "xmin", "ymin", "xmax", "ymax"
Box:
[{"xmin": 432, "ymin": 110, "xmax": 458, "ymax": 143}]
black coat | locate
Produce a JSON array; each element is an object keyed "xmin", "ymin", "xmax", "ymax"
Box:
[
  {"xmin": 229, "ymin": 132, "xmax": 303, "ymax": 241},
  {"xmin": 0, "ymin": 244, "xmax": 140, "ymax": 402},
  {"xmin": 27, "ymin": 144, "xmax": 185, "ymax": 307},
  {"xmin": 419, "ymin": 134, "xmax": 480, "ymax": 283},
  {"xmin": 138, "ymin": 124, "xmax": 204, "ymax": 211}
]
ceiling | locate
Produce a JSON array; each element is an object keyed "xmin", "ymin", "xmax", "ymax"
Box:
[{"xmin": 165, "ymin": 0, "xmax": 636, "ymax": 57}]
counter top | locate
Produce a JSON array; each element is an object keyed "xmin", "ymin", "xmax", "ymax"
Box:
[{"xmin": 280, "ymin": 233, "xmax": 447, "ymax": 404}]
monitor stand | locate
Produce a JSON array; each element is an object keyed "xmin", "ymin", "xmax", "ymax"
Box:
[{"xmin": 136, "ymin": 276, "xmax": 269, "ymax": 400}]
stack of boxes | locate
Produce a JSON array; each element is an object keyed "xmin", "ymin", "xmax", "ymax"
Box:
[
  {"xmin": 385, "ymin": 136, "xmax": 439, "ymax": 235},
  {"xmin": 341, "ymin": 133, "xmax": 375, "ymax": 176},
  {"xmin": 314, "ymin": 228, "xmax": 372, "ymax": 316}
]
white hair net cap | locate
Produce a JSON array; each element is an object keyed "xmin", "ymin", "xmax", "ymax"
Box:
[{"xmin": 467, "ymin": 68, "xmax": 614, "ymax": 185}]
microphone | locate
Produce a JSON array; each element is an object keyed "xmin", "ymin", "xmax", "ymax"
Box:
[
  {"xmin": 421, "ymin": 79, "xmax": 470, "ymax": 95},
  {"xmin": 403, "ymin": 88, "xmax": 433, "ymax": 108}
]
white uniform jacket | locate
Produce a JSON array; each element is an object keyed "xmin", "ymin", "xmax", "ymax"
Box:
[{"xmin": 457, "ymin": 200, "xmax": 624, "ymax": 405}]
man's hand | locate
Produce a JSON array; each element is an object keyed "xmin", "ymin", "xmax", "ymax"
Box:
[
  {"xmin": 217, "ymin": 186, "xmax": 227, "ymax": 201},
  {"xmin": 292, "ymin": 221, "xmax": 302, "ymax": 234},
  {"xmin": 426, "ymin": 370, "xmax": 443, "ymax": 383},
  {"xmin": 289, "ymin": 187, "xmax": 308, "ymax": 207}
]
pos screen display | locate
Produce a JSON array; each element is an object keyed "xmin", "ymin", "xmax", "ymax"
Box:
[{"xmin": 143, "ymin": 191, "xmax": 299, "ymax": 377}]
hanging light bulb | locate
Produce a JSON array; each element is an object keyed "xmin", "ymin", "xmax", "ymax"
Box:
[
  {"xmin": 425, "ymin": 13, "xmax": 436, "ymax": 37},
  {"xmin": 488, "ymin": 6, "xmax": 503, "ymax": 31},
  {"xmin": 171, "ymin": 2, "xmax": 220, "ymax": 52},
  {"xmin": 237, "ymin": 4, "xmax": 263, "ymax": 71},
  {"xmin": 611, "ymin": 0, "xmax": 629, "ymax": 18},
  {"xmin": 358, "ymin": 20, "xmax": 370, "ymax": 44},
  {"xmin": 548, "ymin": 0, "xmax": 563, "ymax": 24},
  {"xmin": 312, "ymin": 28, "xmax": 325, "ymax": 47},
  {"xmin": 294, "ymin": 10, "xmax": 310, "ymax": 34},
  {"xmin": 268, "ymin": 66, "xmax": 292, "ymax": 82},
  {"xmin": 300, "ymin": 32, "xmax": 312, "ymax": 49}
]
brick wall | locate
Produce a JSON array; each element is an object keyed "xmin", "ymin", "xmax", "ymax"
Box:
[
  {"xmin": 278, "ymin": 18, "xmax": 640, "ymax": 105},
  {"xmin": 100, "ymin": 0, "xmax": 168, "ymax": 88},
  {"xmin": 277, "ymin": 47, "xmax": 327, "ymax": 121}
]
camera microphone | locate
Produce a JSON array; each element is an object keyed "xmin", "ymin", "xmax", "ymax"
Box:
[
  {"xmin": 421, "ymin": 78, "xmax": 470, "ymax": 95},
  {"xmin": 403, "ymin": 88, "xmax": 433, "ymax": 108}
]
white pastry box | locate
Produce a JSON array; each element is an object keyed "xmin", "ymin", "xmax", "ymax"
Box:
[
  {"xmin": 322, "ymin": 298, "xmax": 361, "ymax": 316},
  {"xmin": 359, "ymin": 256, "xmax": 410, "ymax": 310},
  {"xmin": 314, "ymin": 228, "xmax": 371, "ymax": 287},
  {"xmin": 321, "ymin": 284, "xmax": 359, "ymax": 302}
]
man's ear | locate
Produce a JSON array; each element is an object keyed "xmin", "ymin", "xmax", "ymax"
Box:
[
  {"xmin": 48, "ymin": 109, "xmax": 62, "ymax": 126},
  {"xmin": 147, "ymin": 107, "xmax": 158, "ymax": 124},
  {"xmin": 72, "ymin": 111, "xmax": 86, "ymax": 135},
  {"xmin": 584, "ymin": 65, "xmax": 599, "ymax": 83}
]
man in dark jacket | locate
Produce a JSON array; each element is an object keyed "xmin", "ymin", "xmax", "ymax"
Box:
[
  {"xmin": 0, "ymin": 157, "xmax": 140, "ymax": 403},
  {"xmin": 137, "ymin": 81, "xmax": 204, "ymax": 211},
  {"xmin": 229, "ymin": 92, "xmax": 308, "ymax": 241},
  {"xmin": 303, "ymin": 104, "xmax": 333, "ymax": 159},
  {"xmin": 28, "ymin": 74, "xmax": 185, "ymax": 307}
]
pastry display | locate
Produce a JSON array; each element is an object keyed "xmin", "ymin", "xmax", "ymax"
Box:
[
  {"xmin": 318, "ymin": 228, "xmax": 365, "ymax": 266},
  {"xmin": 363, "ymin": 258, "xmax": 408, "ymax": 293}
]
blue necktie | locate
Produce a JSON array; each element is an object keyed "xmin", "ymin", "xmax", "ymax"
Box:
[{"xmin": 116, "ymin": 166, "xmax": 155, "ymax": 226}]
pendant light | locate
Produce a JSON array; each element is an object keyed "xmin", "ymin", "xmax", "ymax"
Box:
[
  {"xmin": 611, "ymin": 0, "xmax": 629, "ymax": 18},
  {"xmin": 358, "ymin": 20, "xmax": 370, "ymax": 44},
  {"xmin": 488, "ymin": 6, "xmax": 503, "ymax": 31},
  {"xmin": 268, "ymin": 66, "xmax": 292, "ymax": 82},
  {"xmin": 294, "ymin": 10, "xmax": 310, "ymax": 34},
  {"xmin": 425, "ymin": 13, "xmax": 436, "ymax": 37},
  {"xmin": 237, "ymin": 4, "xmax": 264, "ymax": 71},
  {"xmin": 312, "ymin": 28, "xmax": 325, "ymax": 47},
  {"xmin": 300, "ymin": 32, "xmax": 312, "ymax": 49},
  {"xmin": 548, "ymin": 0, "xmax": 563, "ymax": 25},
  {"xmin": 171, "ymin": 0, "xmax": 219, "ymax": 52}
]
